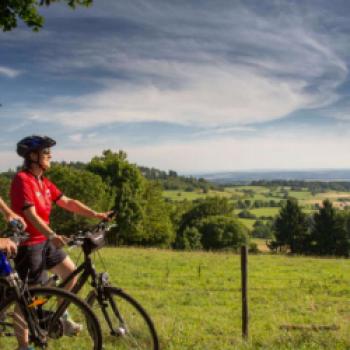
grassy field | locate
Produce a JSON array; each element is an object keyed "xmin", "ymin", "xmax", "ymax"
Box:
[
  {"xmin": 249, "ymin": 207, "xmax": 281, "ymax": 217},
  {"xmin": 163, "ymin": 186, "xmax": 348, "ymax": 232},
  {"xmin": 238, "ymin": 218, "xmax": 256, "ymax": 230},
  {"xmin": 74, "ymin": 247, "xmax": 350, "ymax": 350}
]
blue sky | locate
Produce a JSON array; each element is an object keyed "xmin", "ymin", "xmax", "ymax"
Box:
[{"xmin": 1, "ymin": 0, "xmax": 350, "ymax": 173}]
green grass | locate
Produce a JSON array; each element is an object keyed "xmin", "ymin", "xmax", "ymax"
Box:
[
  {"xmin": 163, "ymin": 190, "xmax": 206, "ymax": 201},
  {"xmin": 288, "ymin": 191, "xmax": 313, "ymax": 200},
  {"xmin": 238, "ymin": 218, "xmax": 255, "ymax": 230},
  {"xmin": 163, "ymin": 189, "xmax": 235, "ymax": 202},
  {"xmin": 67, "ymin": 247, "xmax": 350, "ymax": 349},
  {"xmin": 163, "ymin": 187, "xmax": 350, "ymax": 208},
  {"xmin": 249, "ymin": 207, "xmax": 280, "ymax": 217}
]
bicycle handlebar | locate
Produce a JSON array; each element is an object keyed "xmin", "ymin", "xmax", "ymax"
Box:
[
  {"xmin": 1, "ymin": 220, "xmax": 29, "ymax": 245},
  {"xmin": 67, "ymin": 216, "xmax": 116, "ymax": 248}
]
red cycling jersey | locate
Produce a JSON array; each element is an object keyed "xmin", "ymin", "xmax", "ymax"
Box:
[{"xmin": 10, "ymin": 170, "xmax": 62, "ymax": 246}]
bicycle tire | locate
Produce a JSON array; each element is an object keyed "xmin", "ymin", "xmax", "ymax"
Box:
[
  {"xmin": 87, "ymin": 286, "xmax": 159, "ymax": 350},
  {"xmin": 0, "ymin": 286, "xmax": 102, "ymax": 350}
]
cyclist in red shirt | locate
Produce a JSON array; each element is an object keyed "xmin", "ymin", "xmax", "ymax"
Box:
[{"xmin": 11, "ymin": 135, "xmax": 111, "ymax": 349}]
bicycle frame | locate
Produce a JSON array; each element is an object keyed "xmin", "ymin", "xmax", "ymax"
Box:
[
  {"xmin": 57, "ymin": 257, "xmax": 95, "ymax": 295},
  {"xmin": 55, "ymin": 245, "xmax": 120, "ymax": 334}
]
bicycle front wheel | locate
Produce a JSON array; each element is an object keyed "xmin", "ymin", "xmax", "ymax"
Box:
[
  {"xmin": 0, "ymin": 286, "xmax": 102, "ymax": 350},
  {"xmin": 88, "ymin": 286, "xmax": 159, "ymax": 350}
]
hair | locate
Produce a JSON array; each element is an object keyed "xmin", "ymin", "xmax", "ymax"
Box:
[{"xmin": 22, "ymin": 152, "xmax": 36, "ymax": 170}]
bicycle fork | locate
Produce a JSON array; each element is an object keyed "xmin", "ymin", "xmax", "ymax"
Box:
[{"xmin": 87, "ymin": 287, "xmax": 127, "ymax": 337}]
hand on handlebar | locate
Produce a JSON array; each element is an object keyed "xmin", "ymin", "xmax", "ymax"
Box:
[
  {"xmin": 94, "ymin": 210, "xmax": 116, "ymax": 221},
  {"xmin": 51, "ymin": 234, "xmax": 70, "ymax": 249},
  {"xmin": 7, "ymin": 215, "xmax": 27, "ymax": 231},
  {"xmin": 0, "ymin": 238, "xmax": 17, "ymax": 256}
]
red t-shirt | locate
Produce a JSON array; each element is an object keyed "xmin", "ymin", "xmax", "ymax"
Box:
[{"xmin": 10, "ymin": 170, "xmax": 62, "ymax": 246}]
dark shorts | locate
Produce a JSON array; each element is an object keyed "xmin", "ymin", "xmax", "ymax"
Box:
[{"xmin": 14, "ymin": 241, "xmax": 67, "ymax": 285}]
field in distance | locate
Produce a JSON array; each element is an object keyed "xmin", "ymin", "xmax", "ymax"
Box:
[
  {"xmin": 163, "ymin": 185, "xmax": 350, "ymax": 228},
  {"xmin": 88, "ymin": 247, "xmax": 350, "ymax": 350}
]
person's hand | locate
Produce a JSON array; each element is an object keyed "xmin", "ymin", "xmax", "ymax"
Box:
[
  {"xmin": 51, "ymin": 234, "xmax": 69, "ymax": 249},
  {"xmin": 0, "ymin": 238, "xmax": 17, "ymax": 256},
  {"xmin": 6, "ymin": 213, "xmax": 27, "ymax": 230},
  {"xmin": 94, "ymin": 210, "xmax": 115, "ymax": 221}
]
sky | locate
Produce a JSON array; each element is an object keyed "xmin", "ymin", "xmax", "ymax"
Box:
[{"xmin": 2, "ymin": 0, "xmax": 350, "ymax": 173}]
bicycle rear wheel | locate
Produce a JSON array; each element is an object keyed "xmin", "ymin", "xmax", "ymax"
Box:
[
  {"xmin": 87, "ymin": 286, "xmax": 159, "ymax": 350},
  {"xmin": 0, "ymin": 286, "xmax": 102, "ymax": 350}
]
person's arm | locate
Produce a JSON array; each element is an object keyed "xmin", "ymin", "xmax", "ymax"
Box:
[
  {"xmin": 0, "ymin": 197, "xmax": 27, "ymax": 229},
  {"xmin": 23, "ymin": 206, "xmax": 67, "ymax": 248},
  {"xmin": 56, "ymin": 195, "xmax": 111, "ymax": 220}
]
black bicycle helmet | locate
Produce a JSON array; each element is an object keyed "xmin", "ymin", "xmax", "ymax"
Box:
[{"xmin": 17, "ymin": 135, "xmax": 56, "ymax": 158}]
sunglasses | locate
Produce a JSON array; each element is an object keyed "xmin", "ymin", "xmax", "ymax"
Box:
[{"xmin": 41, "ymin": 148, "xmax": 52, "ymax": 155}]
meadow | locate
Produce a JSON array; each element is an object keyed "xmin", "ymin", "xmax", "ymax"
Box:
[
  {"xmin": 82, "ymin": 247, "xmax": 350, "ymax": 350},
  {"xmin": 164, "ymin": 185, "xmax": 350, "ymax": 232}
]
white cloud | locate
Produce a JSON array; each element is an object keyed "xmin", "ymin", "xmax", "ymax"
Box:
[
  {"xmin": 15, "ymin": 1, "xmax": 347, "ymax": 129},
  {"xmin": 25, "ymin": 47, "xmax": 345, "ymax": 129},
  {"xmin": 0, "ymin": 66, "xmax": 21, "ymax": 78},
  {"xmin": 125, "ymin": 133, "xmax": 350, "ymax": 172},
  {"xmin": 2, "ymin": 128, "xmax": 350, "ymax": 173},
  {"xmin": 69, "ymin": 133, "xmax": 83, "ymax": 142},
  {"xmin": 0, "ymin": 151, "xmax": 22, "ymax": 171},
  {"xmin": 27, "ymin": 61, "xmax": 312, "ymax": 127},
  {"xmin": 2, "ymin": 0, "xmax": 350, "ymax": 174}
]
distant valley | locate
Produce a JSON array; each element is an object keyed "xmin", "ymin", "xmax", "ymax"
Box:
[{"xmin": 196, "ymin": 169, "xmax": 350, "ymax": 184}]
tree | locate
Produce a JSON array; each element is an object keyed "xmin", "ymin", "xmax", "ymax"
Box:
[
  {"xmin": 310, "ymin": 200, "xmax": 349, "ymax": 256},
  {"xmin": 141, "ymin": 182, "xmax": 175, "ymax": 247},
  {"xmin": 1, "ymin": 0, "xmax": 93, "ymax": 31},
  {"xmin": 272, "ymin": 198, "xmax": 309, "ymax": 253},
  {"xmin": 46, "ymin": 164, "xmax": 114, "ymax": 235},
  {"xmin": 175, "ymin": 196, "xmax": 234, "ymax": 248},
  {"xmin": 238, "ymin": 210, "xmax": 256, "ymax": 219},
  {"xmin": 199, "ymin": 216, "xmax": 248, "ymax": 250},
  {"xmin": 335, "ymin": 211, "xmax": 350, "ymax": 257},
  {"xmin": 179, "ymin": 226, "xmax": 202, "ymax": 250},
  {"xmin": 244, "ymin": 199, "xmax": 251, "ymax": 208},
  {"xmin": 0, "ymin": 175, "xmax": 11, "ymax": 230},
  {"xmin": 252, "ymin": 220, "xmax": 273, "ymax": 239},
  {"xmin": 87, "ymin": 150, "xmax": 145, "ymax": 246}
]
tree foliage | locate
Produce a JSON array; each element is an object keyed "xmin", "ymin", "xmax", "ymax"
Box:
[
  {"xmin": 0, "ymin": 0, "xmax": 93, "ymax": 31},
  {"xmin": 271, "ymin": 198, "xmax": 309, "ymax": 253},
  {"xmin": 141, "ymin": 182, "xmax": 175, "ymax": 247},
  {"xmin": 178, "ymin": 226, "xmax": 202, "ymax": 251},
  {"xmin": 310, "ymin": 200, "xmax": 350, "ymax": 256},
  {"xmin": 46, "ymin": 163, "xmax": 114, "ymax": 235},
  {"xmin": 87, "ymin": 150, "xmax": 146, "ymax": 245},
  {"xmin": 5, "ymin": 152, "xmax": 350, "ymax": 255},
  {"xmin": 252, "ymin": 220, "xmax": 273, "ymax": 239},
  {"xmin": 174, "ymin": 197, "xmax": 248, "ymax": 250},
  {"xmin": 199, "ymin": 216, "xmax": 248, "ymax": 250},
  {"xmin": 0, "ymin": 176, "xmax": 11, "ymax": 230},
  {"xmin": 177, "ymin": 196, "xmax": 234, "ymax": 237}
]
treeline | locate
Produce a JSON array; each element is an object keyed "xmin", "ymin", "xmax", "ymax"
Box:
[
  {"xmin": 52, "ymin": 161, "xmax": 217, "ymax": 193},
  {"xmin": 139, "ymin": 166, "xmax": 218, "ymax": 192},
  {"xmin": 0, "ymin": 150, "xmax": 247, "ymax": 251},
  {"xmin": 270, "ymin": 198, "xmax": 350, "ymax": 257},
  {"xmin": 252, "ymin": 180, "xmax": 350, "ymax": 194}
]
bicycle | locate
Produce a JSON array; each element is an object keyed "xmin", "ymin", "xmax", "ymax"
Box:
[
  {"xmin": 50, "ymin": 213, "xmax": 160, "ymax": 350},
  {"xmin": 0, "ymin": 222, "xmax": 103, "ymax": 350}
]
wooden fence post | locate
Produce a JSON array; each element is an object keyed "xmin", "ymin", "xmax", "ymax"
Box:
[{"xmin": 241, "ymin": 245, "xmax": 248, "ymax": 340}]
